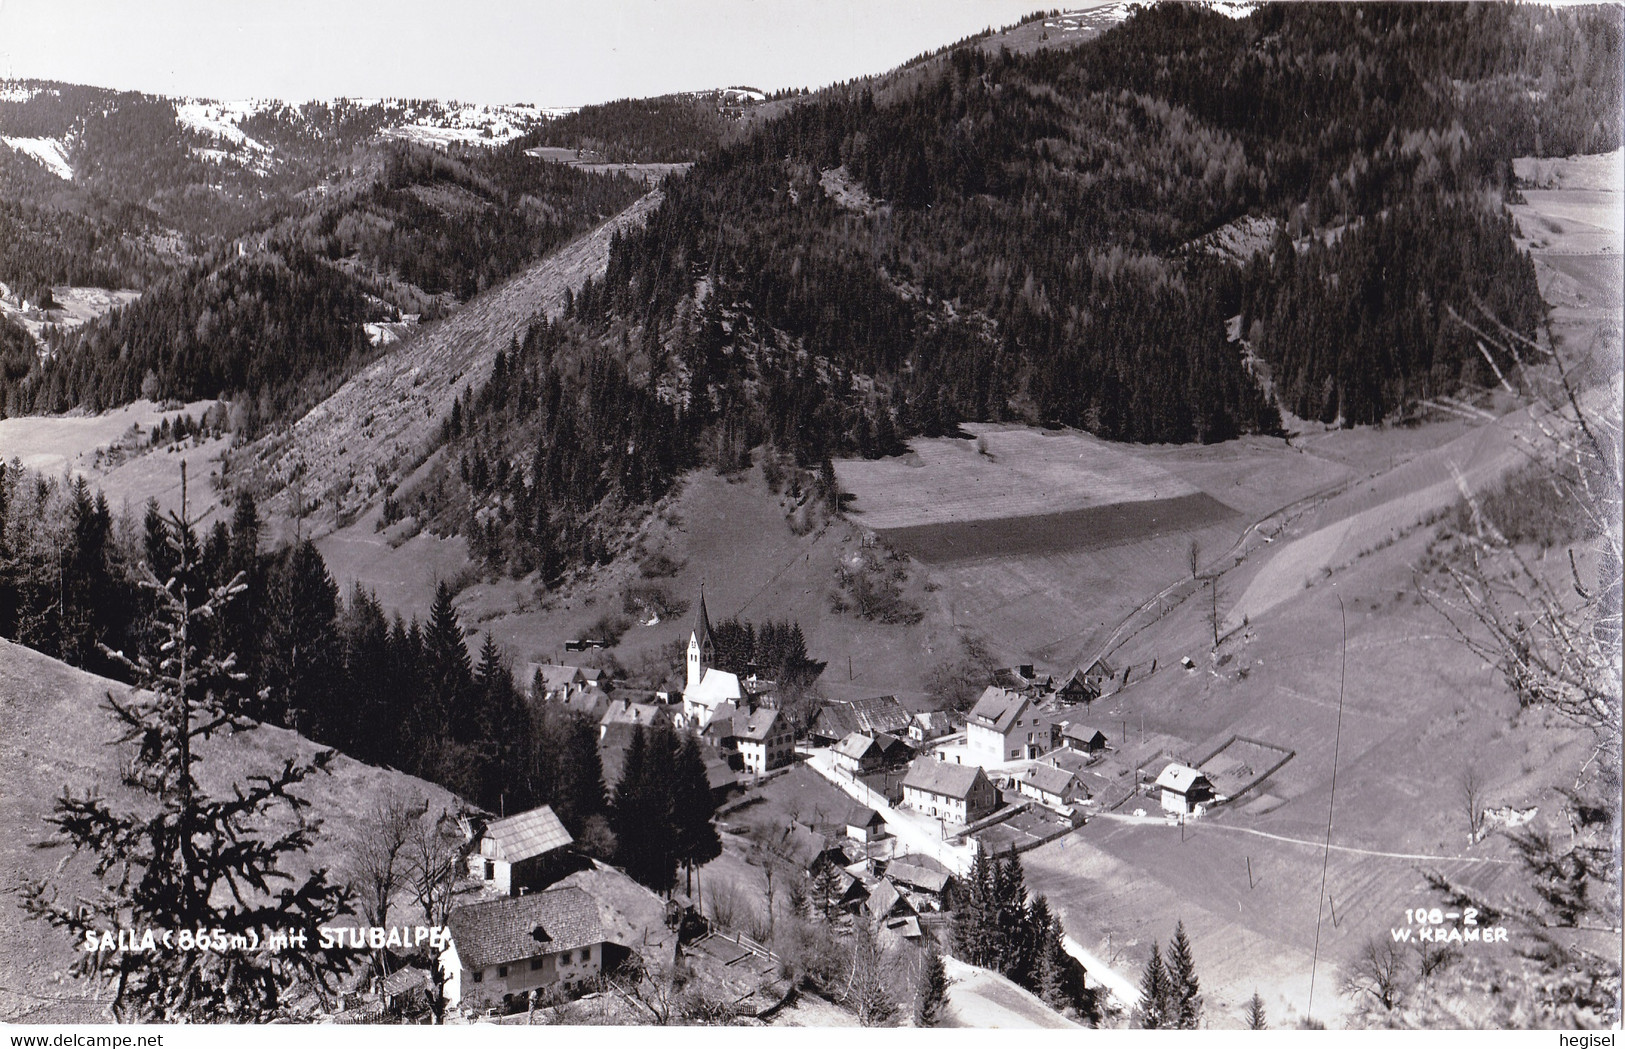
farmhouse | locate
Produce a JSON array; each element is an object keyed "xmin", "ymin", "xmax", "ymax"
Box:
[
  {"xmin": 908, "ymin": 710, "xmax": 955, "ymax": 744},
  {"xmin": 809, "ymin": 695, "xmax": 912, "ymax": 745},
  {"xmin": 521, "ymin": 663, "xmax": 603, "ymax": 702},
  {"xmin": 993, "ymin": 664, "xmax": 1053, "ymax": 694},
  {"xmin": 734, "ymin": 706, "xmax": 792, "ymax": 774},
  {"xmin": 1060, "ymin": 722, "xmax": 1109, "ymax": 754},
  {"xmin": 1015, "ymin": 763, "xmax": 1090, "ymax": 809},
  {"xmin": 1054, "ymin": 668, "xmax": 1098, "ymax": 705},
  {"xmin": 843, "ymin": 805, "xmax": 887, "ymax": 842},
  {"xmin": 598, "ymin": 696, "xmax": 672, "ymax": 739},
  {"xmin": 966, "ymin": 686, "xmax": 1059, "ymax": 764},
  {"xmin": 1080, "ymin": 657, "xmax": 1116, "ymax": 696},
  {"xmin": 1155, "ymin": 763, "xmax": 1216, "ymax": 816},
  {"xmin": 832, "ymin": 732, "xmax": 886, "ymax": 774},
  {"xmin": 472, "ymin": 805, "xmax": 573, "ymax": 897},
  {"xmin": 884, "ymin": 860, "xmax": 955, "ymax": 907},
  {"xmin": 440, "ymin": 886, "xmax": 607, "ymax": 1010},
  {"xmin": 901, "ymin": 761, "xmax": 999, "ymax": 825}
]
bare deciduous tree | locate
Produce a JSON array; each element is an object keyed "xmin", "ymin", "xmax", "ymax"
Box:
[
  {"xmin": 1341, "ymin": 936, "xmax": 1410, "ymax": 1011},
  {"xmin": 1459, "ymin": 766, "xmax": 1488, "ymax": 845}
]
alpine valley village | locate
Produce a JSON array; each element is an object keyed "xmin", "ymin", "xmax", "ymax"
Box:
[{"xmin": 0, "ymin": 0, "xmax": 1619, "ymax": 1033}]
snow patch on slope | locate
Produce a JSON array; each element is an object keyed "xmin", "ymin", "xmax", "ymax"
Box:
[
  {"xmin": 1, "ymin": 136, "xmax": 73, "ymax": 180},
  {"xmin": 175, "ymin": 101, "xmax": 272, "ymax": 152}
]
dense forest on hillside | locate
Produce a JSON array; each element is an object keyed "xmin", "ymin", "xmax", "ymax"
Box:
[
  {"xmin": 519, "ymin": 91, "xmax": 752, "ymax": 162},
  {"xmin": 0, "ymin": 141, "xmax": 645, "ymax": 423},
  {"xmin": 414, "ymin": 3, "xmax": 1616, "ymax": 578}
]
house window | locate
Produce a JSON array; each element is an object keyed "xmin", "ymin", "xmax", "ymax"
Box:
[
  {"xmin": 579, "ymin": 948, "xmax": 591, "ymax": 962},
  {"xmin": 472, "ymin": 970, "xmax": 484, "ymax": 983},
  {"xmin": 483, "ymin": 860, "xmax": 494, "ymax": 879},
  {"xmin": 531, "ymin": 958, "xmax": 545, "ymax": 971},
  {"xmin": 497, "ymin": 965, "xmax": 509, "ymax": 978}
]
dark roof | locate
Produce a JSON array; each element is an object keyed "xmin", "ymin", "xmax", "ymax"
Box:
[
  {"xmin": 776, "ymin": 823, "xmax": 842, "ymax": 870},
  {"xmin": 482, "ymin": 805, "xmax": 572, "ymax": 863},
  {"xmin": 902, "ymin": 761, "xmax": 989, "ymax": 800},
  {"xmin": 968, "ymin": 686, "xmax": 1028, "ymax": 734},
  {"xmin": 884, "ymin": 861, "xmax": 951, "ymax": 895},
  {"xmin": 844, "ymin": 805, "xmax": 884, "ymax": 828},
  {"xmin": 1021, "ymin": 764, "xmax": 1083, "ymax": 797},
  {"xmin": 1062, "ymin": 723, "xmax": 1108, "ymax": 744},
  {"xmin": 833, "ymin": 732, "xmax": 885, "ymax": 762},
  {"xmin": 446, "ymin": 887, "xmax": 604, "ymax": 970},
  {"xmin": 1084, "ymin": 657, "xmax": 1115, "ymax": 678},
  {"xmin": 692, "ymin": 584, "xmax": 714, "ymax": 650},
  {"xmin": 816, "ymin": 695, "xmax": 911, "ymax": 737},
  {"xmin": 864, "ymin": 878, "xmax": 913, "ymax": 921}
]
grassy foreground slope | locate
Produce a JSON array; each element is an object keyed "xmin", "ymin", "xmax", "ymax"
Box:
[{"xmin": 0, "ymin": 639, "xmax": 464, "ymax": 1022}]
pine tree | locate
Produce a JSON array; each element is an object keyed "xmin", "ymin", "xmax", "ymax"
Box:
[
  {"xmin": 1167, "ymin": 920, "xmax": 1203, "ymax": 1029},
  {"xmin": 672, "ymin": 731, "xmax": 721, "ymax": 895},
  {"xmin": 1246, "ymin": 991, "xmax": 1267, "ymax": 1030},
  {"xmin": 1136, "ymin": 942, "xmax": 1173, "ymax": 1029},
  {"xmin": 20, "ymin": 466, "xmax": 352, "ymax": 1021},
  {"xmin": 845, "ymin": 919, "xmax": 896, "ymax": 1026},
  {"xmin": 421, "ymin": 581, "xmax": 472, "ymax": 742},
  {"xmin": 914, "ymin": 950, "xmax": 949, "ymax": 1027}
]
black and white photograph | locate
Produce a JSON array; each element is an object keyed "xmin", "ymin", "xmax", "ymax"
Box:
[{"xmin": 0, "ymin": 0, "xmax": 1619, "ymax": 1033}]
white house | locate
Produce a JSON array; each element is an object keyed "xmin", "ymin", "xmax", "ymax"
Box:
[
  {"xmin": 472, "ymin": 805, "xmax": 573, "ymax": 897},
  {"xmin": 832, "ymin": 732, "xmax": 887, "ymax": 774},
  {"xmin": 735, "ymin": 706, "xmax": 793, "ymax": 774},
  {"xmin": 900, "ymin": 761, "xmax": 999, "ymax": 826},
  {"xmin": 966, "ymin": 686, "xmax": 1058, "ymax": 765},
  {"xmin": 1015, "ymin": 763, "xmax": 1089, "ymax": 809},
  {"xmin": 441, "ymin": 887, "xmax": 607, "ymax": 1010},
  {"xmin": 1155, "ymin": 763, "xmax": 1216, "ymax": 816}
]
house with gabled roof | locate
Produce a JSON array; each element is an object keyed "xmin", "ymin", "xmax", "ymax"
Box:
[
  {"xmin": 900, "ymin": 760, "xmax": 999, "ymax": 826},
  {"xmin": 884, "ymin": 860, "xmax": 955, "ymax": 905},
  {"xmin": 441, "ymin": 886, "xmax": 607, "ymax": 1010},
  {"xmin": 843, "ymin": 805, "xmax": 887, "ymax": 842},
  {"xmin": 832, "ymin": 732, "xmax": 887, "ymax": 774},
  {"xmin": 473, "ymin": 805, "xmax": 574, "ymax": 897},
  {"xmin": 1155, "ymin": 762, "xmax": 1215, "ymax": 815},
  {"xmin": 966, "ymin": 686, "xmax": 1059, "ymax": 765},
  {"xmin": 810, "ymin": 695, "xmax": 912, "ymax": 746},
  {"xmin": 1015, "ymin": 763, "xmax": 1090, "ymax": 809},
  {"xmin": 1060, "ymin": 721, "xmax": 1109, "ymax": 754},
  {"xmin": 908, "ymin": 710, "xmax": 956, "ymax": 744},
  {"xmin": 1081, "ymin": 657, "xmax": 1117, "ymax": 695},
  {"xmin": 735, "ymin": 706, "xmax": 792, "ymax": 774}
]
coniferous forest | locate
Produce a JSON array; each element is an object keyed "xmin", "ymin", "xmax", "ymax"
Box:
[{"xmin": 409, "ymin": 2, "xmax": 1616, "ymax": 579}]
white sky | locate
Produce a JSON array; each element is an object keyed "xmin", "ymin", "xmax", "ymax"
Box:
[{"xmin": 0, "ymin": 1, "xmax": 1064, "ymax": 107}]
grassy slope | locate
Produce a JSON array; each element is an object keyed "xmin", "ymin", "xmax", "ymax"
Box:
[{"xmin": 0, "ymin": 639, "xmax": 464, "ymax": 1022}]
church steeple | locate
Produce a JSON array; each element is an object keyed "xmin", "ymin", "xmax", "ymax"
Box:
[{"xmin": 686, "ymin": 582, "xmax": 714, "ymax": 691}]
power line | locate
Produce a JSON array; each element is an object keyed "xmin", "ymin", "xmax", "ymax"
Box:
[{"xmin": 1307, "ymin": 593, "xmax": 1348, "ymax": 1024}]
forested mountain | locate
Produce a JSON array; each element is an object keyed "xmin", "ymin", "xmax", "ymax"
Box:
[
  {"xmin": 518, "ymin": 88, "xmax": 774, "ymax": 162},
  {"xmin": 0, "ymin": 88, "xmax": 646, "ymax": 423},
  {"xmin": 406, "ymin": 3, "xmax": 1616, "ymax": 579}
]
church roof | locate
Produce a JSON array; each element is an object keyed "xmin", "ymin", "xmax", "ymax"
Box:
[{"xmin": 691, "ymin": 584, "xmax": 714, "ymax": 649}]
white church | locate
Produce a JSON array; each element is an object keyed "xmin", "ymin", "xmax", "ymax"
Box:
[{"xmin": 681, "ymin": 585, "xmax": 744, "ymax": 727}]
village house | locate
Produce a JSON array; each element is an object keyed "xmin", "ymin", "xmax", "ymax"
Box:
[
  {"xmin": 908, "ymin": 710, "xmax": 956, "ymax": 745},
  {"xmin": 1015, "ymin": 763, "xmax": 1090, "ymax": 809},
  {"xmin": 843, "ymin": 805, "xmax": 887, "ymax": 843},
  {"xmin": 1080, "ymin": 657, "xmax": 1117, "ymax": 697},
  {"xmin": 966, "ymin": 686, "xmax": 1059, "ymax": 765},
  {"xmin": 440, "ymin": 886, "xmax": 608, "ymax": 1010},
  {"xmin": 993, "ymin": 664, "xmax": 1053, "ymax": 694},
  {"xmin": 883, "ymin": 860, "xmax": 955, "ymax": 909},
  {"xmin": 472, "ymin": 805, "xmax": 574, "ymax": 897},
  {"xmin": 521, "ymin": 663, "xmax": 604, "ymax": 703},
  {"xmin": 598, "ymin": 696, "xmax": 672, "ymax": 740},
  {"xmin": 832, "ymin": 732, "xmax": 887, "ymax": 774},
  {"xmin": 809, "ymin": 694, "xmax": 913, "ymax": 746},
  {"xmin": 1155, "ymin": 762, "xmax": 1216, "ymax": 816},
  {"xmin": 1054, "ymin": 668, "xmax": 1098, "ymax": 705},
  {"xmin": 735, "ymin": 706, "xmax": 792, "ymax": 774},
  {"xmin": 874, "ymin": 731, "xmax": 915, "ymax": 766},
  {"xmin": 1060, "ymin": 721, "xmax": 1110, "ymax": 754},
  {"xmin": 900, "ymin": 761, "xmax": 1000, "ymax": 826}
]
